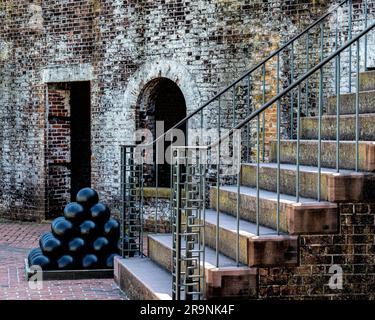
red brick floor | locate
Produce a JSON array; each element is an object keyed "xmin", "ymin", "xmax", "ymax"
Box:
[{"xmin": 0, "ymin": 220, "xmax": 127, "ymax": 300}]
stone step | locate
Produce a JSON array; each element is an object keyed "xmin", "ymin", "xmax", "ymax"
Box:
[
  {"xmin": 326, "ymin": 90, "xmax": 375, "ymax": 115},
  {"xmin": 360, "ymin": 70, "xmax": 375, "ymax": 91},
  {"xmin": 147, "ymin": 234, "xmax": 258, "ymax": 299},
  {"xmin": 114, "ymin": 256, "xmax": 172, "ymax": 300},
  {"xmin": 301, "ymin": 113, "xmax": 375, "ymax": 141},
  {"xmin": 241, "ymin": 163, "xmax": 375, "ymax": 202},
  {"xmin": 210, "ymin": 185, "xmax": 338, "ymax": 235},
  {"xmin": 269, "ymin": 140, "xmax": 375, "ymax": 172},
  {"xmin": 201, "ymin": 209, "xmax": 298, "ymax": 267}
]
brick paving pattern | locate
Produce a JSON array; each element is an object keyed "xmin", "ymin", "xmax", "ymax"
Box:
[{"xmin": 0, "ymin": 220, "xmax": 127, "ymax": 300}]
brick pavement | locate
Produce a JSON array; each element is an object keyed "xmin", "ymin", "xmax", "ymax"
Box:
[{"xmin": 0, "ymin": 220, "xmax": 127, "ymax": 300}]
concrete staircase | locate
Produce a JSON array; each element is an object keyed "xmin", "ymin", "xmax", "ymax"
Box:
[{"xmin": 114, "ymin": 70, "xmax": 375, "ymax": 300}]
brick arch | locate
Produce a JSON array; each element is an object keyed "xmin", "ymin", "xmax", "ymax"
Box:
[{"xmin": 124, "ymin": 59, "xmax": 202, "ymax": 121}]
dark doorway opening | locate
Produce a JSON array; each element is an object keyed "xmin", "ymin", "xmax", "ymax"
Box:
[
  {"xmin": 137, "ymin": 78, "xmax": 187, "ymax": 187},
  {"xmin": 70, "ymin": 82, "xmax": 91, "ymax": 198},
  {"xmin": 46, "ymin": 81, "xmax": 91, "ymax": 219}
]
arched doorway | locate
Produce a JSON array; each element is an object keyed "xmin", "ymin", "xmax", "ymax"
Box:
[{"xmin": 137, "ymin": 77, "xmax": 187, "ymax": 187}]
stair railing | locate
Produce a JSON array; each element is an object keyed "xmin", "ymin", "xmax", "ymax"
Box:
[
  {"xmin": 118, "ymin": 0, "xmax": 373, "ymax": 299},
  {"xmin": 171, "ymin": 20, "xmax": 375, "ymax": 299},
  {"xmin": 119, "ymin": 0, "xmax": 371, "ymax": 260}
]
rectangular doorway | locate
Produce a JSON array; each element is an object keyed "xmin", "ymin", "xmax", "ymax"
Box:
[{"xmin": 46, "ymin": 82, "xmax": 91, "ymax": 219}]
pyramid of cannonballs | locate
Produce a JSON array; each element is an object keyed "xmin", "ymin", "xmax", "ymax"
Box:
[{"xmin": 28, "ymin": 188, "xmax": 120, "ymax": 271}]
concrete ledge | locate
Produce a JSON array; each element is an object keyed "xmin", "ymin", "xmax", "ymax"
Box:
[
  {"xmin": 300, "ymin": 113, "xmax": 375, "ymax": 141},
  {"xmin": 247, "ymin": 236, "xmax": 298, "ymax": 267},
  {"xmin": 242, "ymin": 163, "xmax": 375, "ymax": 202},
  {"xmin": 327, "ymin": 90, "xmax": 375, "ymax": 115},
  {"xmin": 327, "ymin": 172, "xmax": 375, "ymax": 202},
  {"xmin": 270, "ymin": 140, "xmax": 375, "ymax": 172},
  {"xmin": 147, "ymin": 234, "xmax": 258, "ymax": 299},
  {"xmin": 114, "ymin": 256, "xmax": 172, "ymax": 300},
  {"xmin": 205, "ymin": 267, "xmax": 258, "ymax": 300},
  {"xmin": 360, "ymin": 70, "xmax": 375, "ymax": 91},
  {"xmin": 211, "ymin": 185, "xmax": 338, "ymax": 234},
  {"xmin": 287, "ymin": 202, "xmax": 339, "ymax": 235},
  {"xmin": 148, "ymin": 234, "xmax": 173, "ymax": 272}
]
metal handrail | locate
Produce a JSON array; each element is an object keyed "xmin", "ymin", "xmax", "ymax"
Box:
[
  {"xmin": 208, "ymin": 22, "xmax": 375, "ymax": 150},
  {"xmin": 142, "ymin": 0, "xmax": 351, "ymax": 148},
  {"xmin": 168, "ymin": 21, "xmax": 375, "ymax": 299}
]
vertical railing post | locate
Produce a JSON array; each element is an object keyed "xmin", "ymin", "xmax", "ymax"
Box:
[
  {"xmin": 262, "ymin": 64, "xmax": 266, "ymax": 162},
  {"xmin": 172, "ymin": 146, "xmax": 206, "ymax": 300},
  {"xmin": 305, "ymin": 31, "xmax": 310, "ymax": 116},
  {"xmin": 336, "ymin": 54, "xmax": 341, "ymax": 172},
  {"xmin": 276, "ymin": 53, "xmax": 281, "ymax": 235},
  {"xmin": 296, "ymin": 85, "xmax": 301, "ymax": 203},
  {"xmin": 246, "ymin": 76, "xmax": 251, "ymax": 162},
  {"xmin": 172, "ymin": 148, "xmax": 182, "ymax": 300},
  {"xmin": 120, "ymin": 145, "xmax": 143, "ymax": 258},
  {"xmin": 290, "ymin": 41, "xmax": 295, "ymax": 139},
  {"xmin": 317, "ymin": 23, "xmax": 324, "ymax": 202},
  {"xmin": 348, "ymin": 0, "xmax": 353, "ymax": 92},
  {"xmin": 216, "ymin": 98, "xmax": 221, "ymax": 268},
  {"xmin": 355, "ymin": 40, "xmax": 360, "ymax": 171}
]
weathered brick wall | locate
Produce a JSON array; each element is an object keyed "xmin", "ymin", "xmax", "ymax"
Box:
[
  {"xmin": 46, "ymin": 86, "xmax": 71, "ymax": 219},
  {"xmin": 259, "ymin": 201, "xmax": 375, "ymax": 299},
  {"xmin": 0, "ymin": 0, "xmax": 374, "ymax": 222}
]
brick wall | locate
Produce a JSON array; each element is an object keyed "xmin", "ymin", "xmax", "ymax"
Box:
[
  {"xmin": 46, "ymin": 86, "xmax": 71, "ymax": 219},
  {"xmin": 258, "ymin": 201, "xmax": 375, "ymax": 299},
  {"xmin": 0, "ymin": 0, "xmax": 374, "ymax": 217}
]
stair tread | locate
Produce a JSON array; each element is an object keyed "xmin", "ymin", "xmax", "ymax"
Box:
[
  {"xmin": 149, "ymin": 233, "xmax": 249, "ymax": 268},
  {"xmin": 241, "ymin": 162, "xmax": 359, "ymax": 175},
  {"xmin": 204, "ymin": 208, "xmax": 279, "ymax": 236},
  {"xmin": 117, "ymin": 257, "xmax": 172, "ymax": 299},
  {"xmin": 218, "ymin": 184, "xmax": 335, "ymax": 206},
  {"xmin": 303, "ymin": 112, "xmax": 375, "ymax": 120},
  {"xmin": 275, "ymin": 139, "xmax": 375, "ymax": 144},
  {"xmin": 331, "ymin": 88, "xmax": 375, "ymax": 97}
]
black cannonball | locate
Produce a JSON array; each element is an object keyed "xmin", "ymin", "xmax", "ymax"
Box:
[
  {"xmin": 28, "ymin": 248, "xmax": 53, "ymax": 270},
  {"xmin": 51, "ymin": 217, "xmax": 75, "ymax": 240},
  {"xmin": 39, "ymin": 232, "xmax": 63, "ymax": 258},
  {"xmin": 93, "ymin": 237, "xmax": 110, "ymax": 253},
  {"xmin": 82, "ymin": 254, "xmax": 99, "ymax": 269},
  {"xmin": 90, "ymin": 203, "xmax": 110, "ymax": 224},
  {"xmin": 28, "ymin": 248, "xmax": 43, "ymax": 264},
  {"xmin": 57, "ymin": 255, "xmax": 75, "ymax": 270},
  {"xmin": 104, "ymin": 253, "xmax": 120, "ymax": 269},
  {"xmin": 103, "ymin": 218, "xmax": 120, "ymax": 241},
  {"xmin": 64, "ymin": 202, "xmax": 87, "ymax": 224},
  {"xmin": 76, "ymin": 188, "xmax": 99, "ymax": 209},
  {"xmin": 68, "ymin": 237, "xmax": 86, "ymax": 256},
  {"xmin": 79, "ymin": 220, "xmax": 99, "ymax": 239},
  {"xmin": 32, "ymin": 255, "xmax": 53, "ymax": 270}
]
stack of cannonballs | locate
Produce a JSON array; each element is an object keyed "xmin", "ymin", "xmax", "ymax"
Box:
[{"xmin": 28, "ymin": 188, "xmax": 120, "ymax": 271}]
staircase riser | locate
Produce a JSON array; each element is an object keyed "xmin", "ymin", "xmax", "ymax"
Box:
[
  {"xmin": 241, "ymin": 165, "xmax": 375, "ymax": 202},
  {"xmin": 203, "ymin": 221, "xmax": 248, "ymax": 264},
  {"xmin": 114, "ymin": 258, "xmax": 170, "ymax": 300},
  {"xmin": 301, "ymin": 115, "xmax": 375, "ymax": 140},
  {"xmin": 241, "ymin": 165, "xmax": 329, "ymax": 201},
  {"xmin": 327, "ymin": 91, "xmax": 375, "ymax": 115},
  {"xmin": 360, "ymin": 71, "xmax": 375, "ymax": 91},
  {"xmin": 147, "ymin": 236, "xmax": 258, "ymax": 299},
  {"xmin": 269, "ymin": 141, "xmax": 375, "ymax": 172},
  {"xmin": 210, "ymin": 188, "xmax": 338, "ymax": 235},
  {"xmin": 203, "ymin": 219, "xmax": 299, "ymax": 267},
  {"xmin": 148, "ymin": 237, "xmax": 173, "ymax": 272},
  {"xmin": 210, "ymin": 188, "xmax": 289, "ymax": 233}
]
